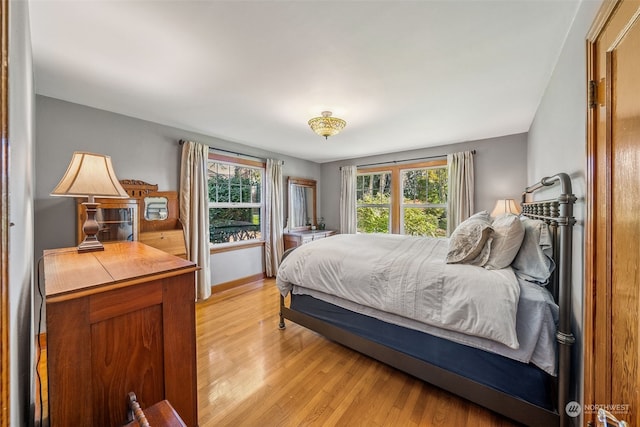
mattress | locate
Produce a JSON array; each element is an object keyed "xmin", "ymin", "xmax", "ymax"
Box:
[
  {"xmin": 292, "ymin": 276, "xmax": 559, "ymax": 375},
  {"xmin": 277, "ymin": 233, "xmax": 559, "ymax": 374}
]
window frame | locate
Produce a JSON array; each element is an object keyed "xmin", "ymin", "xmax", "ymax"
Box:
[
  {"xmin": 357, "ymin": 159, "xmax": 447, "ymax": 234},
  {"xmin": 207, "ymin": 153, "xmax": 266, "ymax": 250},
  {"xmin": 356, "ymin": 169, "xmax": 393, "ymax": 233},
  {"xmin": 399, "ymin": 165, "xmax": 448, "ymax": 237}
]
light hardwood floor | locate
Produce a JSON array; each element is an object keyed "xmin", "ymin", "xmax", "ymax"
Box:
[
  {"xmin": 197, "ymin": 279, "xmax": 519, "ymax": 427},
  {"xmin": 37, "ymin": 278, "xmax": 520, "ymax": 426}
]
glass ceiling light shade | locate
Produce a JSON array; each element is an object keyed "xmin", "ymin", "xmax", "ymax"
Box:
[
  {"xmin": 308, "ymin": 111, "xmax": 346, "ymax": 139},
  {"xmin": 51, "ymin": 151, "xmax": 129, "ymax": 252},
  {"xmin": 490, "ymin": 198, "xmax": 521, "ymax": 218}
]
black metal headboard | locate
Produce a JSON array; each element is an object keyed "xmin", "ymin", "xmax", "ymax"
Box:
[{"xmin": 520, "ymin": 172, "xmax": 576, "ymax": 425}]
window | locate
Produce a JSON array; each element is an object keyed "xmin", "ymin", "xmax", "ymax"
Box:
[
  {"xmin": 401, "ymin": 166, "xmax": 447, "ymax": 237},
  {"xmin": 357, "ymin": 160, "xmax": 447, "ymax": 236},
  {"xmin": 207, "ymin": 155, "xmax": 264, "ymax": 245},
  {"xmin": 357, "ymin": 171, "xmax": 392, "ymax": 233}
]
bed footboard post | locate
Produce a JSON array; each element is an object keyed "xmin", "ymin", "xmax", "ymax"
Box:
[
  {"xmin": 523, "ymin": 172, "xmax": 577, "ymax": 427},
  {"xmin": 279, "ymin": 294, "xmax": 286, "ymax": 329},
  {"xmin": 278, "ymin": 247, "xmax": 297, "ymax": 330},
  {"xmin": 555, "ymin": 173, "xmax": 577, "ymax": 427}
]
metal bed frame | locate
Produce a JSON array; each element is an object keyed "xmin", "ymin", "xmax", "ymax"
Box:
[{"xmin": 278, "ymin": 173, "xmax": 576, "ymax": 426}]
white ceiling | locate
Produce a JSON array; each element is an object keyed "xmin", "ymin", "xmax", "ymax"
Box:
[{"xmin": 28, "ymin": 0, "xmax": 580, "ymax": 163}]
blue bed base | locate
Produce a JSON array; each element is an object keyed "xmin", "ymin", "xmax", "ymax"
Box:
[{"xmin": 291, "ymin": 293, "xmax": 555, "ymax": 410}]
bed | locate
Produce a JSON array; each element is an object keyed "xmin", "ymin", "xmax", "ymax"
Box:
[{"xmin": 276, "ymin": 173, "xmax": 576, "ymax": 427}]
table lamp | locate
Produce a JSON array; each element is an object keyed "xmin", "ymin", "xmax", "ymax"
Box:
[
  {"xmin": 490, "ymin": 198, "xmax": 521, "ymax": 218},
  {"xmin": 51, "ymin": 152, "xmax": 129, "ymax": 252}
]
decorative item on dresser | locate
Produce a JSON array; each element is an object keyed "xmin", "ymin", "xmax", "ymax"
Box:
[
  {"xmin": 74, "ymin": 197, "xmax": 139, "ymax": 245},
  {"xmin": 285, "ymin": 176, "xmax": 336, "ymax": 250},
  {"xmin": 52, "ymin": 151, "xmax": 130, "ymax": 252},
  {"xmin": 120, "ymin": 179, "xmax": 187, "ymax": 259},
  {"xmin": 287, "ymin": 177, "xmax": 317, "ymax": 230},
  {"xmin": 44, "ymin": 241, "xmax": 199, "ymax": 426},
  {"xmin": 73, "ymin": 179, "xmax": 188, "ymax": 258}
]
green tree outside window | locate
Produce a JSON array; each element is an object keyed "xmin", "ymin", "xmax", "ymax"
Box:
[{"xmin": 356, "ymin": 165, "xmax": 447, "ymax": 237}]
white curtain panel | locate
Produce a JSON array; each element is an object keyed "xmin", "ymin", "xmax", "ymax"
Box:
[
  {"xmin": 180, "ymin": 140, "xmax": 212, "ymax": 301},
  {"xmin": 447, "ymin": 151, "xmax": 475, "ymax": 236},
  {"xmin": 340, "ymin": 165, "xmax": 358, "ymax": 234},
  {"xmin": 264, "ymin": 159, "xmax": 284, "ymax": 277}
]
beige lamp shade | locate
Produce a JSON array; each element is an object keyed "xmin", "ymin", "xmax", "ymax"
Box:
[
  {"xmin": 490, "ymin": 199, "xmax": 521, "ymax": 217},
  {"xmin": 51, "ymin": 152, "xmax": 128, "ymax": 252},
  {"xmin": 51, "ymin": 152, "xmax": 129, "ymax": 201}
]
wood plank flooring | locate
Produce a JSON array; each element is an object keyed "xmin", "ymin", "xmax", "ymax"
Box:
[
  {"xmin": 37, "ymin": 278, "xmax": 521, "ymax": 426},
  {"xmin": 197, "ymin": 279, "xmax": 520, "ymax": 427}
]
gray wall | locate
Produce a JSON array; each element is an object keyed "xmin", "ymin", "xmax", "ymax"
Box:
[
  {"xmin": 34, "ymin": 96, "xmax": 321, "ymax": 329},
  {"xmin": 320, "ymin": 133, "xmax": 528, "ymax": 231},
  {"xmin": 9, "ymin": 0, "xmax": 36, "ymax": 424},
  {"xmin": 34, "ymin": 96, "xmax": 320, "ymax": 254},
  {"xmin": 527, "ymin": 0, "xmax": 603, "ymax": 414}
]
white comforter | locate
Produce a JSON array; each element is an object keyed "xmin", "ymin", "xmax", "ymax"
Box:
[{"xmin": 277, "ymin": 233, "xmax": 521, "ymax": 349}]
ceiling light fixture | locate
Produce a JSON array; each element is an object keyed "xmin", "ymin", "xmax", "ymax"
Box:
[{"xmin": 308, "ymin": 111, "xmax": 346, "ymax": 139}]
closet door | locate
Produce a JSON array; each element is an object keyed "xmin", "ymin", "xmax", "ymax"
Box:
[{"xmin": 585, "ymin": 1, "xmax": 640, "ymax": 426}]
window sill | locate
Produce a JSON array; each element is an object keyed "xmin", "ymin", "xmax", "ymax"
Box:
[{"xmin": 209, "ymin": 240, "xmax": 265, "ymax": 254}]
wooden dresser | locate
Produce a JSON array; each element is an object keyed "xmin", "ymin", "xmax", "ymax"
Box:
[
  {"xmin": 283, "ymin": 229, "xmax": 336, "ymax": 250},
  {"xmin": 44, "ymin": 242, "xmax": 199, "ymax": 426},
  {"xmin": 139, "ymin": 228, "xmax": 187, "ymax": 259}
]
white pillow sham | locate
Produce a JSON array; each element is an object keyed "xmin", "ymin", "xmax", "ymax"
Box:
[
  {"xmin": 446, "ymin": 211, "xmax": 494, "ymax": 266},
  {"xmin": 485, "ymin": 213, "xmax": 525, "ymax": 270}
]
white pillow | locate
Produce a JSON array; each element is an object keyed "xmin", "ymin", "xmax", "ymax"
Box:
[
  {"xmin": 446, "ymin": 211, "xmax": 494, "ymax": 266},
  {"xmin": 484, "ymin": 213, "xmax": 525, "ymax": 270}
]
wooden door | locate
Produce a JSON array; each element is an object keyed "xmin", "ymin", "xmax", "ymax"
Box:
[{"xmin": 585, "ymin": 1, "xmax": 640, "ymax": 425}]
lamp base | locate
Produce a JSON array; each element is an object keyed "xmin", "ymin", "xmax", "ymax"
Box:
[
  {"xmin": 77, "ymin": 238, "xmax": 105, "ymax": 253},
  {"xmin": 78, "ymin": 202, "xmax": 105, "ymax": 253}
]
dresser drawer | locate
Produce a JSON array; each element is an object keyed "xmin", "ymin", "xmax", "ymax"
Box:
[{"xmin": 283, "ymin": 230, "xmax": 336, "ymax": 250}]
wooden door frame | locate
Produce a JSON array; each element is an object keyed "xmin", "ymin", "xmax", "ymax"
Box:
[
  {"xmin": 0, "ymin": 0, "xmax": 8, "ymax": 424},
  {"xmin": 584, "ymin": 5, "xmax": 604, "ymax": 418},
  {"xmin": 584, "ymin": 1, "xmax": 628, "ymax": 425}
]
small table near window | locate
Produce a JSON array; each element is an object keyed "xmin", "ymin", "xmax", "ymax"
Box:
[{"xmin": 283, "ymin": 229, "xmax": 336, "ymax": 251}]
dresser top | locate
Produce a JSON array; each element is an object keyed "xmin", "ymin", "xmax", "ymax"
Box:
[
  {"xmin": 284, "ymin": 229, "xmax": 336, "ymax": 236},
  {"xmin": 44, "ymin": 241, "xmax": 197, "ymax": 302}
]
